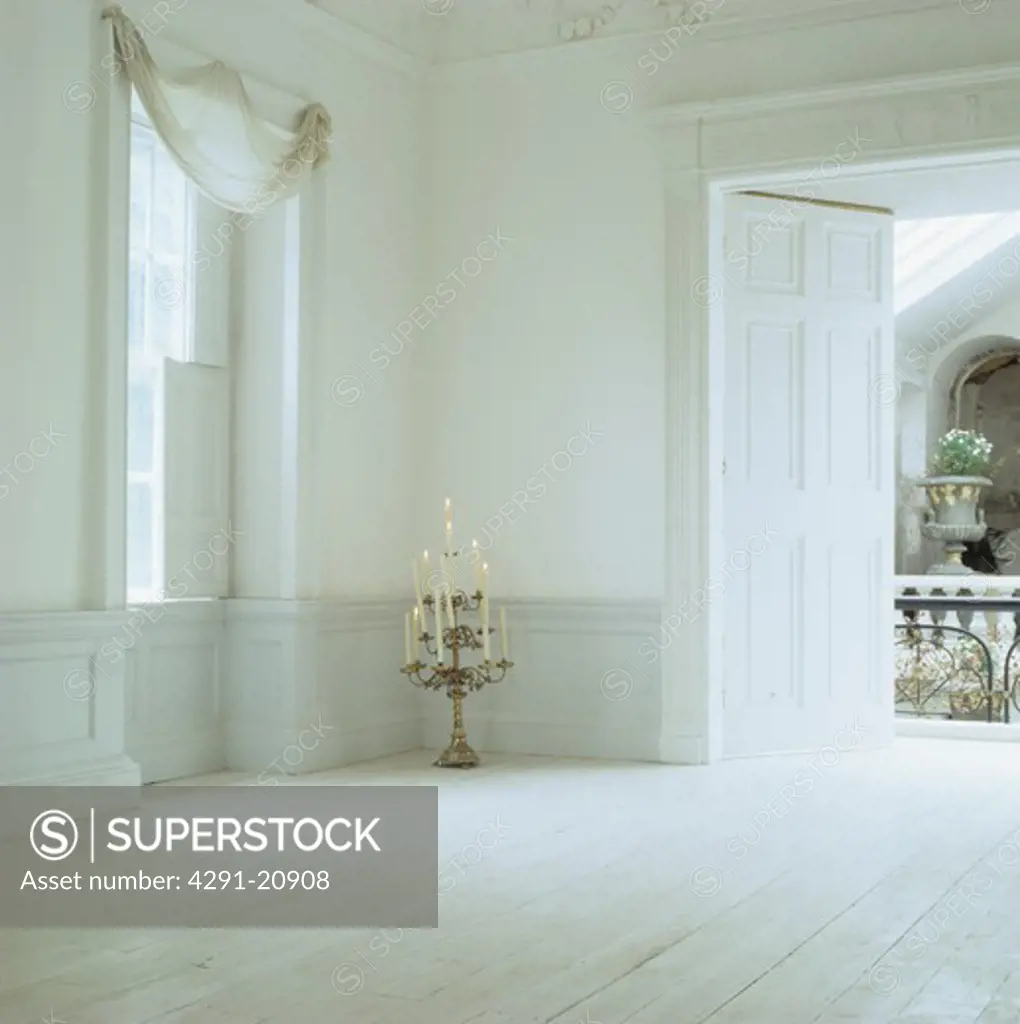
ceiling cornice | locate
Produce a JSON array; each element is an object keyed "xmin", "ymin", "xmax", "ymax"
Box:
[
  {"xmin": 305, "ymin": 0, "xmax": 1012, "ymax": 70},
  {"xmin": 646, "ymin": 59, "xmax": 1020, "ymax": 125}
]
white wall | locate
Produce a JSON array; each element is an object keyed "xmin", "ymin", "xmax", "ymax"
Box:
[
  {"xmin": 0, "ymin": 0, "xmax": 425, "ymax": 612},
  {"xmin": 423, "ymin": 65, "xmax": 667, "ymax": 601},
  {"xmin": 419, "ymin": 2, "xmax": 1020, "ymax": 758},
  {"xmin": 0, "ymin": 0, "xmax": 100, "ymax": 612},
  {"xmin": 0, "ymin": 0, "xmax": 426, "ymax": 783},
  {"xmin": 139, "ymin": 0, "xmax": 426, "ymax": 599},
  {"xmin": 137, "ymin": 0, "xmax": 428, "ymax": 769},
  {"xmin": 425, "ymin": 0, "xmax": 1020, "ymax": 603},
  {"xmin": 9, "ymin": 0, "xmax": 1020, "ymax": 774}
]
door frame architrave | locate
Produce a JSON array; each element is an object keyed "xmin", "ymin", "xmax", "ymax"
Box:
[{"xmin": 649, "ymin": 62, "xmax": 1020, "ymax": 763}]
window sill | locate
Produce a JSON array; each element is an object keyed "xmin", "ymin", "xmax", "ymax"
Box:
[{"xmin": 126, "ymin": 593, "xmax": 220, "ymax": 608}]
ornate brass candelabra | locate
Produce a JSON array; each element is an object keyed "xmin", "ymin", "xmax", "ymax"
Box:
[{"xmin": 401, "ymin": 585, "xmax": 513, "ymax": 768}]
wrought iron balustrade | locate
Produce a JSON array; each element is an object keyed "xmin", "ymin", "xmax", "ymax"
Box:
[{"xmin": 895, "ymin": 577, "xmax": 1020, "ymax": 723}]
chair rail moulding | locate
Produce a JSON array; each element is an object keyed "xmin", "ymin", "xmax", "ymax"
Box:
[
  {"xmin": 646, "ymin": 61, "xmax": 1020, "ymax": 765},
  {"xmin": 496, "ymin": 597, "xmax": 663, "ymax": 635}
]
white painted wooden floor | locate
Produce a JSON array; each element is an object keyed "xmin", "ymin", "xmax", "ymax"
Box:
[{"xmin": 4, "ymin": 738, "xmax": 1020, "ymax": 1023}]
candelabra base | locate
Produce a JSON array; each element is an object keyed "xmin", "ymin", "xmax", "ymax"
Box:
[{"xmin": 433, "ymin": 737, "xmax": 480, "ymax": 769}]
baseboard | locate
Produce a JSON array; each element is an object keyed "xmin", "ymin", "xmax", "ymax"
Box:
[
  {"xmin": 124, "ymin": 600, "xmax": 224, "ymax": 783},
  {"xmin": 222, "ymin": 599, "xmax": 422, "ymax": 773},
  {"xmin": 134, "ymin": 731, "xmax": 225, "ymax": 783},
  {"xmin": 481, "ymin": 716, "xmax": 663, "ymax": 762},
  {"xmin": 420, "ymin": 597, "xmax": 667, "ymax": 763},
  {"xmin": 659, "ymin": 731, "xmax": 708, "ymax": 764},
  {"xmin": 0, "ymin": 596, "xmax": 680, "ymax": 784},
  {"xmin": 226, "ymin": 718, "xmax": 422, "ymax": 778},
  {"xmin": 0, "ymin": 753, "xmax": 141, "ymax": 787}
]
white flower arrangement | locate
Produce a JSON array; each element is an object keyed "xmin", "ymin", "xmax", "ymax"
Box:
[{"xmin": 929, "ymin": 428, "xmax": 994, "ymax": 477}]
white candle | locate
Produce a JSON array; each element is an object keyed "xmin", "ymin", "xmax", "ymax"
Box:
[
  {"xmin": 435, "ymin": 589, "xmax": 444, "ymax": 663},
  {"xmin": 440, "ymin": 554, "xmax": 452, "ymax": 621},
  {"xmin": 482, "ymin": 563, "xmax": 490, "ymax": 660},
  {"xmin": 500, "ymin": 606, "xmax": 508, "ymax": 660},
  {"xmin": 404, "ymin": 612, "xmax": 411, "ymax": 665},
  {"xmin": 473, "ymin": 541, "xmax": 482, "ymax": 593},
  {"xmin": 412, "ymin": 558, "xmax": 426, "ymax": 625},
  {"xmin": 412, "ymin": 606, "xmax": 420, "ymax": 661},
  {"xmin": 445, "ymin": 498, "xmax": 453, "ymax": 556}
]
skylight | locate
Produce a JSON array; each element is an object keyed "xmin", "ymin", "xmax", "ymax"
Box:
[{"xmin": 895, "ymin": 212, "xmax": 1020, "ymax": 314}]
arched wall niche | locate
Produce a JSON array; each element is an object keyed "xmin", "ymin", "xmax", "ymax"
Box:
[
  {"xmin": 896, "ymin": 334, "xmax": 1020, "ymax": 572},
  {"xmin": 941, "ymin": 341, "xmax": 1020, "ymax": 532}
]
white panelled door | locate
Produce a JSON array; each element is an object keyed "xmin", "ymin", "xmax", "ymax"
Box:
[{"xmin": 722, "ymin": 193, "xmax": 895, "ymax": 757}]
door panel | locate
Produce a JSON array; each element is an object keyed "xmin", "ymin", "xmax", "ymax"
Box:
[{"xmin": 722, "ymin": 194, "xmax": 895, "ymax": 757}]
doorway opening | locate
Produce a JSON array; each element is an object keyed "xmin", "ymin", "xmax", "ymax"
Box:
[{"xmin": 709, "ymin": 150, "xmax": 1020, "ymax": 755}]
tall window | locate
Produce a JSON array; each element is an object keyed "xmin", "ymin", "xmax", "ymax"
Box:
[{"xmin": 127, "ymin": 111, "xmax": 194, "ymax": 602}]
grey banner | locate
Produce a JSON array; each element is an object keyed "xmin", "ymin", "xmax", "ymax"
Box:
[{"xmin": 0, "ymin": 786, "xmax": 438, "ymax": 928}]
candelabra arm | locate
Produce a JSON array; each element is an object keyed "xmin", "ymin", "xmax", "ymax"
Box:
[{"xmin": 401, "ymin": 559, "xmax": 511, "ymax": 767}]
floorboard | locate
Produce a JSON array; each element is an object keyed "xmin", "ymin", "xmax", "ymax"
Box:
[{"xmin": 3, "ymin": 738, "xmax": 1020, "ymax": 1024}]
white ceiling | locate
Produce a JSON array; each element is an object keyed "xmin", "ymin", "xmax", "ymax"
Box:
[
  {"xmin": 305, "ymin": 0, "xmax": 970, "ymax": 63},
  {"xmin": 295, "ymin": 1, "xmax": 1020, "ymax": 214},
  {"xmin": 771, "ymin": 160, "xmax": 1020, "ymax": 219},
  {"xmin": 306, "ymin": 0, "xmax": 435, "ymax": 58}
]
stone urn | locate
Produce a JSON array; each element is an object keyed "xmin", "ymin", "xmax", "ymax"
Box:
[{"xmin": 920, "ymin": 475, "xmax": 993, "ymax": 574}]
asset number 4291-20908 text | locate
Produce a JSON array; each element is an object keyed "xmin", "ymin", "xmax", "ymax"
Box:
[{"xmin": 188, "ymin": 869, "xmax": 330, "ymax": 890}]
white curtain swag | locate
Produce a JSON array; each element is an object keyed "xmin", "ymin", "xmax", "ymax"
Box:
[{"xmin": 102, "ymin": 6, "xmax": 332, "ymax": 213}]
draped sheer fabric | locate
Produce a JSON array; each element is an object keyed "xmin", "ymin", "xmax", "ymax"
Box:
[{"xmin": 103, "ymin": 7, "xmax": 332, "ymax": 213}]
